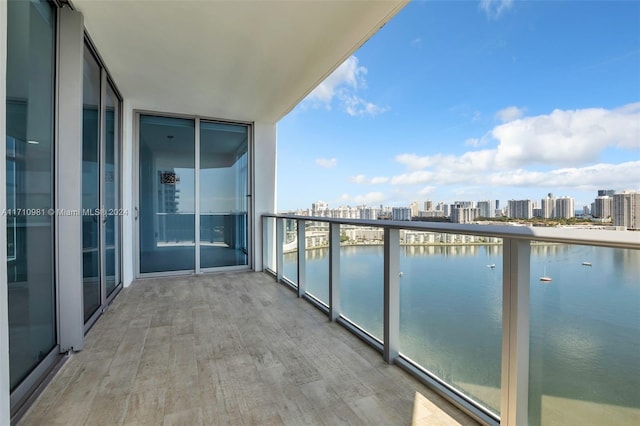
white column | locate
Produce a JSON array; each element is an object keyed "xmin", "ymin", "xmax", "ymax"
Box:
[
  {"xmin": 121, "ymin": 99, "xmax": 135, "ymax": 285},
  {"xmin": 0, "ymin": 1, "xmax": 11, "ymax": 422},
  {"xmin": 57, "ymin": 7, "xmax": 84, "ymax": 352},
  {"xmin": 252, "ymin": 122, "xmax": 277, "ymax": 271},
  {"xmin": 501, "ymin": 238, "xmax": 530, "ymax": 426},
  {"xmin": 383, "ymin": 228, "xmax": 400, "ymax": 363}
]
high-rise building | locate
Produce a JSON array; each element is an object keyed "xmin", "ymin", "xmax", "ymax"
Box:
[
  {"xmin": 613, "ymin": 191, "xmax": 640, "ymax": 229},
  {"xmin": 555, "ymin": 197, "xmax": 575, "ymax": 219},
  {"xmin": 508, "ymin": 199, "xmax": 533, "ymax": 219},
  {"xmin": 541, "ymin": 194, "xmax": 556, "ymax": 219},
  {"xmin": 409, "ymin": 201, "xmax": 419, "ymax": 218},
  {"xmin": 451, "ymin": 207, "xmax": 480, "ymax": 224},
  {"xmin": 312, "ymin": 201, "xmax": 329, "ymax": 217},
  {"xmin": 424, "ymin": 200, "xmax": 433, "ymax": 211},
  {"xmin": 598, "ymin": 189, "xmax": 616, "ymax": 197},
  {"xmin": 593, "ymin": 196, "xmax": 613, "ymax": 219},
  {"xmin": 391, "ymin": 207, "xmax": 411, "ymax": 221},
  {"xmin": 477, "ymin": 200, "xmax": 494, "ymax": 218},
  {"xmin": 359, "ymin": 206, "xmax": 380, "ymax": 220}
]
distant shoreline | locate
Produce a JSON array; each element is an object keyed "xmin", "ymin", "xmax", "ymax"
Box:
[{"xmin": 283, "ymin": 240, "xmax": 562, "ymax": 254}]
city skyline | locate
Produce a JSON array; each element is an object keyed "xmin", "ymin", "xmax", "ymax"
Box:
[
  {"xmin": 277, "ymin": 1, "xmax": 640, "ymax": 211},
  {"xmin": 282, "ymin": 187, "xmax": 635, "ymax": 215}
]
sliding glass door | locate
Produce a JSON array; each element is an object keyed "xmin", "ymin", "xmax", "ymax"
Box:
[
  {"xmin": 6, "ymin": 0, "xmax": 57, "ymax": 392},
  {"xmin": 199, "ymin": 121, "xmax": 248, "ymax": 268},
  {"xmin": 82, "ymin": 43, "xmax": 122, "ymax": 324},
  {"xmin": 138, "ymin": 116, "xmax": 196, "ymax": 273},
  {"xmin": 138, "ymin": 114, "xmax": 249, "ymax": 275}
]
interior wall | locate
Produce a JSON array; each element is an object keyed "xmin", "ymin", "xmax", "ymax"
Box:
[
  {"xmin": 1, "ymin": 1, "xmax": 11, "ymax": 423},
  {"xmin": 252, "ymin": 122, "xmax": 277, "ymax": 271}
]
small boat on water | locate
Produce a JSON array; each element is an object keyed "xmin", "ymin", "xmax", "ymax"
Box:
[
  {"xmin": 539, "ymin": 266, "xmax": 552, "ymax": 282},
  {"xmin": 487, "ymin": 264, "xmax": 496, "ymax": 269},
  {"xmin": 582, "ymin": 261, "xmax": 592, "ymax": 266}
]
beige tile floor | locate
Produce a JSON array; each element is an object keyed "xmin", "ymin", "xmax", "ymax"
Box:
[{"xmin": 19, "ymin": 272, "xmax": 479, "ymax": 426}]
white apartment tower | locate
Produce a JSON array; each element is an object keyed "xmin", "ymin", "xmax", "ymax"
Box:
[
  {"xmin": 593, "ymin": 196, "xmax": 613, "ymax": 219},
  {"xmin": 613, "ymin": 191, "xmax": 640, "ymax": 230},
  {"xmin": 555, "ymin": 197, "xmax": 575, "ymax": 219},
  {"xmin": 508, "ymin": 199, "xmax": 533, "ymax": 219}
]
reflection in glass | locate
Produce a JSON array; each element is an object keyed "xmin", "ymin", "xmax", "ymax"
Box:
[
  {"xmin": 399, "ymin": 237, "xmax": 503, "ymax": 414},
  {"xmin": 264, "ymin": 217, "xmax": 276, "ymax": 272},
  {"xmin": 340, "ymin": 229, "xmax": 383, "ymax": 340},
  {"xmin": 6, "ymin": 0, "xmax": 57, "ymax": 391},
  {"xmin": 529, "ymin": 245, "xmax": 640, "ymax": 425},
  {"xmin": 199, "ymin": 121, "xmax": 248, "ymax": 268},
  {"xmin": 104, "ymin": 84, "xmax": 120, "ymax": 295},
  {"xmin": 282, "ymin": 219, "xmax": 298, "ymax": 283},
  {"xmin": 303, "ymin": 221, "xmax": 329, "ymax": 304},
  {"xmin": 139, "ymin": 115, "xmax": 195, "ymax": 273},
  {"xmin": 82, "ymin": 46, "xmax": 101, "ymax": 321}
]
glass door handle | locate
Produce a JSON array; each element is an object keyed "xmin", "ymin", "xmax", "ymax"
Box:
[{"xmin": 134, "ymin": 206, "xmax": 139, "ymax": 220}]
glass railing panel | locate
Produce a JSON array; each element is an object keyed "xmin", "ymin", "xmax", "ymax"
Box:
[
  {"xmin": 528, "ymin": 243, "xmax": 640, "ymax": 426},
  {"xmin": 399, "ymin": 231, "xmax": 503, "ymax": 415},
  {"xmin": 339, "ymin": 225, "xmax": 384, "ymax": 340},
  {"xmin": 282, "ymin": 219, "xmax": 298, "ymax": 285},
  {"xmin": 263, "ymin": 217, "xmax": 276, "ymax": 273},
  {"xmin": 304, "ymin": 221, "xmax": 329, "ymax": 304}
]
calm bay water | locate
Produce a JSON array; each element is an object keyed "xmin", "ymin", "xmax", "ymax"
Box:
[{"xmin": 283, "ymin": 243, "xmax": 640, "ymax": 425}]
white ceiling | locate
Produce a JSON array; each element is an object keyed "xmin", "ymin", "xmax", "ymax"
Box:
[{"xmin": 72, "ymin": 0, "xmax": 408, "ymax": 123}]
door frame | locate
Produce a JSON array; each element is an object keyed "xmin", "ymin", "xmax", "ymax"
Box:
[
  {"xmin": 83, "ymin": 35, "xmax": 123, "ymax": 332},
  {"xmin": 133, "ymin": 110, "xmax": 253, "ymax": 278}
]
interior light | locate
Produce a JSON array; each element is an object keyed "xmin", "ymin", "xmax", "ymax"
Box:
[{"xmin": 27, "ymin": 140, "xmax": 40, "ymax": 145}]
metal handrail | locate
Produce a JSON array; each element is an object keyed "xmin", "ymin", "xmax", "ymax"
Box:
[{"xmin": 263, "ymin": 214, "xmax": 640, "ymax": 249}]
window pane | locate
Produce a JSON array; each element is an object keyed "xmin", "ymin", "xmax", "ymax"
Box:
[
  {"xmin": 82, "ymin": 46, "xmax": 101, "ymax": 321},
  {"xmin": 400, "ymin": 234, "xmax": 503, "ymax": 415},
  {"xmin": 6, "ymin": 0, "xmax": 57, "ymax": 391},
  {"xmin": 199, "ymin": 121, "xmax": 249, "ymax": 268},
  {"xmin": 104, "ymin": 83, "xmax": 120, "ymax": 295},
  {"xmin": 139, "ymin": 115, "xmax": 195, "ymax": 273},
  {"xmin": 529, "ymin": 244, "xmax": 640, "ymax": 425}
]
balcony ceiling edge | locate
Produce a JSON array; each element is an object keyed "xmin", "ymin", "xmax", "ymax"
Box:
[{"xmin": 71, "ymin": 0, "xmax": 409, "ymax": 123}]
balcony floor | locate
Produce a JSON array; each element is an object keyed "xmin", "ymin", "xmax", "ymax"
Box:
[{"xmin": 19, "ymin": 272, "xmax": 478, "ymax": 425}]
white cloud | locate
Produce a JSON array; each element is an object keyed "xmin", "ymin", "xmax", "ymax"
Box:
[
  {"xmin": 418, "ymin": 186, "xmax": 437, "ymax": 196},
  {"xmin": 411, "ymin": 37, "xmax": 422, "ymax": 46},
  {"xmin": 343, "ymin": 95, "xmax": 389, "ymax": 117},
  {"xmin": 492, "ymin": 103, "xmax": 640, "ymax": 168},
  {"xmin": 479, "ymin": 0, "xmax": 513, "ymax": 19},
  {"xmin": 315, "ymin": 157, "xmax": 337, "ymax": 168},
  {"xmin": 349, "ymin": 174, "xmax": 390, "ymax": 184},
  {"xmin": 495, "ymin": 106, "xmax": 525, "ymax": 123},
  {"xmin": 307, "ymin": 56, "xmax": 366, "ymax": 104},
  {"xmin": 486, "ymin": 161, "xmax": 640, "ymax": 189},
  {"xmin": 340, "ymin": 192, "xmax": 386, "ymax": 205},
  {"xmin": 390, "ymin": 104, "xmax": 640, "ymax": 192},
  {"xmin": 304, "ymin": 56, "xmax": 388, "ymax": 117},
  {"xmin": 370, "ymin": 176, "xmax": 390, "ymax": 184}
]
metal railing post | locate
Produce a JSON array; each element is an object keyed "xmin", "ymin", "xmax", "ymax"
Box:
[
  {"xmin": 384, "ymin": 228, "xmax": 400, "ymax": 363},
  {"xmin": 329, "ymin": 222, "xmax": 341, "ymax": 321},
  {"xmin": 501, "ymin": 238, "xmax": 530, "ymax": 426},
  {"xmin": 297, "ymin": 220, "xmax": 306, "ymax": 297}
]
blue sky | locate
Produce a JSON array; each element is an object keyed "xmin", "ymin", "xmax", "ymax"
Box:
[{"xmin": 277, "ymin": 0, "xmax": 640, "ymax": 212}]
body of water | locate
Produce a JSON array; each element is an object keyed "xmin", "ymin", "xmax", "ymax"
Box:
[{"xmin": 283, "ymin": 243, "xmax": 640, "ymax": 425}]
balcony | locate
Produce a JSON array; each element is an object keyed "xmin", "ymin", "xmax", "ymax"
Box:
[
  {"xmin": 262, "ymin": 215, "xmax": 640, "ymax": 425},
  {"xmin": 18, "ymin": 272, "xmax": 475, "ymax": 425}
]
